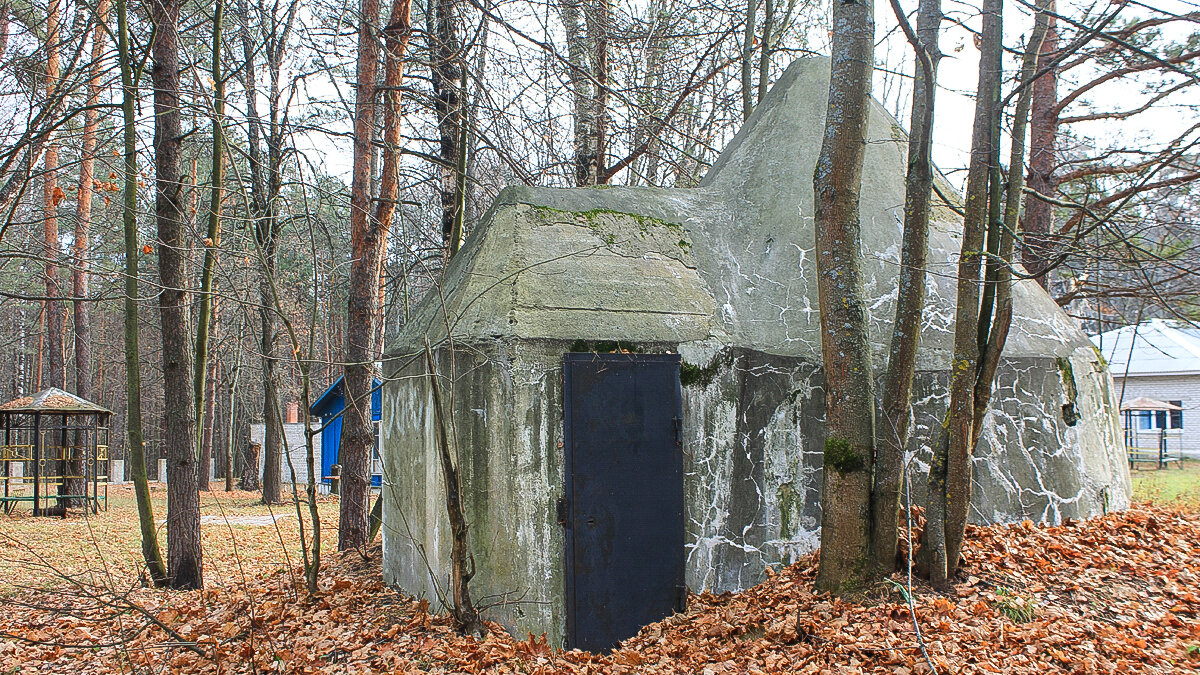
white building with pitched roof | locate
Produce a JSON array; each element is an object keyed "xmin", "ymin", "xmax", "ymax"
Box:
[{"xmin": 1092, "ymin": 319, "xmax": 1200, "ymax": 458}]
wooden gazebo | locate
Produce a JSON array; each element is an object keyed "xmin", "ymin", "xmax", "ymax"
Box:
[
  {"xmin": 1121, "ymin": 396, "xmax": 1184, "ymax": 470},
  {"xmin": 0, "ymin": 388, "xmax": 111, "ymax": 515}
]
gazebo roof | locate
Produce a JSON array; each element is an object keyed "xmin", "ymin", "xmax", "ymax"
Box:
[
  {"xmin": 1120, "ymin": 396, "xmax": 1183, "ymax": 412},
  {"xmin": 0, "ymin": 388, "xmax": 111, "ymax": 415}
]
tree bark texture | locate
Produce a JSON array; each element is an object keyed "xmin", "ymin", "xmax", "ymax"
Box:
[
  {"xmin": 73, "ymin": 0, "xmax": 109, "ymax": 405},
  {"xmin": 562, "ymin": 0, "xmax": 596, "ymax": 186},
  {"xmin": 740, "ymin": 0, "xmax": 758, "ymax": 121},
  {"xmin": 973, "ymin": 0, "xmax": 1052, "ymax": 455},
  {"xmin": 42, "ymin": 0, "xmax": 65, "ymax": 396},
  {"xmin": 429, "ymin": 0, "xmax": 463, "ymax": 257},
  {"xmin": 225, "ymin": 354, "xmax": 240, "ymax": 491},
  {"xmin": 425, "ymin": 343, "xmax": 485, "ymax": 636},
  {"xmin": 756, "ymin": 0, "xmax": 774, "ymax": 103},
  {"xmin": 0, "ymin": 3, "xmax": 9, "ymax": 61},
  {"xmin": 199, "ymin": 338, "xmax": 219, "ymax": 488},
  {"xmin": 194, "ymin": 0, "xmax": 226, "ymax": 490},
  {"xmin": 1022, "ymin": 6, "xmax": 1057, "ymax": 289},
  {"xmin": 259, "ymin": 257, "xmax": 282, "ymax": 503},
  {"xmin": 117, "ymin": 0, "xmax": 167, "ymax": 585},
  {"xmin": 151, "ymin": 0, "xmax": 203, "ymax": 589},
  {"xmin": 240, "ymin": 0, "xmax": 284, "ymax": 505},
  {"xmin": 586, "ymin": 0, "xmax": 609, "ymax": 182},
  {"xmin": 340, "ymin": 0, "xmax": 384, "ymax": 551},
  {"xmin": 341, "ymin": 0, "xmax": 410, "ymax": 549},
  {"xmin": 812, "ymin": 0, "xmax": 875, "ymax": 594},
  {"xmin": 873, "ymin": 0, "xmax": 941, "ymax": 577},
  {"xmin": 924, "ymin": 0, "xmax": 1002, "ymax": 588}
]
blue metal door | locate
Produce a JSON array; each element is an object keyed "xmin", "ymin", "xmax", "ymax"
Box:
[
  {"xmin": 563, "ymin": 353, "xmax": 685, "ymax": 652},
  {"xmin": 321, "ymin": 416, "xmax": 342, "ymax": 482}
]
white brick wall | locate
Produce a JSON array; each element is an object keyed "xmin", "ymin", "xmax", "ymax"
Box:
[
  {"xmin": 250, "ymin": 422, "xmax": 322, "ymax": 485},
  {"xmin": 1111, "ymin": 374, "xmax": 1200, "ymax": 458}
]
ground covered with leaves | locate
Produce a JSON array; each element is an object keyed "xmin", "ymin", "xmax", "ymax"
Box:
[{"xmin": 2, "ymin": 496, "xmax": 1199, "ymax": 673}]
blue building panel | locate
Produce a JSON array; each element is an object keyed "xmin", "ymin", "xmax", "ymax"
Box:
[{"xmin": 310, "ymin": 375, "xmax": 382, "ymax": 485}]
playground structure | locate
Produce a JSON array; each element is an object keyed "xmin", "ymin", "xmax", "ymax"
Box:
[
  {"xmin": 0, "ymin": 388, "xmax": 111, "ymax": 515},
  {"xmin": 1122, "ymin": 397, "xmax": 1185, "ymax": 470}
]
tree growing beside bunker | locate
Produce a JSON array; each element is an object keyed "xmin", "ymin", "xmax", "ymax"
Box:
[
  {"xmin": 810, "ymin": 0, "xmax": 877, "ymax": 592},
  {"xmin": 339, "ymin": 0, "xmax": 413, "ymax": 552},
  {"xmin": 812, "ymin": 0, "xmax": 949, "ymax": 591}
]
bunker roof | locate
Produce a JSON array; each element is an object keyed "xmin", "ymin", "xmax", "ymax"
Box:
[{"xmin": 386, "ymin": 58, "xmax": 1094, "ymax": 366}]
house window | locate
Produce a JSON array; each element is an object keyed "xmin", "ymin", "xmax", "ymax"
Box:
[{"xmin": 1169, "ymin": 400, "xmax": 1184, "ymax": 429}]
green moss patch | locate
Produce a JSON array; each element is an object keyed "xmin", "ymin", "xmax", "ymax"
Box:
[{"xmin": 824, "ymin": 437, "xmax": 867, "ymax": 474}]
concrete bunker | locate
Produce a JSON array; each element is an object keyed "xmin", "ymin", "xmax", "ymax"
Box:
[{"xmin": 379, "ymin": 58, "xmax": 1131, "ymax": 648}]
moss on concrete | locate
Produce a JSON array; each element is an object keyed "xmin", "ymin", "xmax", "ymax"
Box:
[
  {"xmin": 526, "ymin": 204, "xmax": 692, "ymax": 251},
  {"xmin": 681, "ymin": 360, "xmax": 720, "ymax": 388},
  {"xmin": 1057, "ymin": 357, "xmax": 1080, "ymax": 427},
  {"xmin": 777, "ymin": 482, "xmax": 799, "ymax": 538}
]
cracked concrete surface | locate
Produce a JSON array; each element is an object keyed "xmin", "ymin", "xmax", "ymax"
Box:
[{"xmin": 380, "ymin": 57, "xmax": 1131, "ymax": 645}]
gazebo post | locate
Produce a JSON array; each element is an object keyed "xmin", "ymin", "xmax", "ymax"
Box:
[
  {"xmin": 3, "ymin": 413, "xmax": 9, "ymax": 503},
  {"xmin": 103, "ymin": 412, "xmax": 110, "ymax": 511},
  {"xmin": 1158, "ymin": 428, "xmax": 1166, "ymax": 470},
  {"xmin": 32, "ymin": 413, "xmax": 40, "ymax": 516},
  {"xmin": 60, "ymin": 413, "xmax": 68, "ymax": 513},
  {"xmin": 91, "ymin": 413, "xmax": 97, "ymax": 514}
]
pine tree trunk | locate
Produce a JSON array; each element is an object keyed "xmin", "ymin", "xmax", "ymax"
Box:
[
  {"xmin": 0, "ymin": 3, "xmax": 9, "ymax": 61},
  {"xmin": 43, "ymin": 0, "xmax": 66, "ymax": 403},
  {"xmin": 240, "ymin": 0, "xmax": 284, "ymax": 505},
  {"xmin": 340, "ymin": 0, "xmax": 384, "ymax": 551},
  {"xmin": 587, "ymin": 0, "xmax": 608, "ymax": 182},
  {"xmin": 812, "ymin": 0, "xmax": 875, "ymax": 594},
  {"xmin": 740, "ymin": 0, "xmax": 758, "ymax": 120},
  {"xmin": 199, "ymin": 345, "xmax": 219, "ymax": 488},
  {"xmin": 74, "ymin": 0, "xmax": 109, "ymax": 407},
  {"xmin": 225, "ymin": 356, "xmax": 239, "ymax": 491},
  {"xmin": 260, "ymin": 260, "xmax": 282, "ymax": 503},
  {"xmin": 1022, "ymin": 7, "xmax": 1058, "ymax": 289},
  {"xmin": 151, "ymin": 0, "xmax": 203, "ymax": 589}
]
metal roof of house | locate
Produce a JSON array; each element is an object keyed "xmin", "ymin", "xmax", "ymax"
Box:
[
  {"xmin": 310, "ymin": 375, "xmax": 383, "ymax": 418},
  {"xmin": 1091, "ymin": 319, "xmax": 1200, "ymax": 377}
]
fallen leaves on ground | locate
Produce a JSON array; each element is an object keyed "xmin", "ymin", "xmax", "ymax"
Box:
[{"xmin": 2, "ymin": 503, "xmax": 1199, "ymax": 674}]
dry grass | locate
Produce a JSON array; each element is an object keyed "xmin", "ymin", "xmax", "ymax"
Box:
[
  {"xmin": 0, "ymin": 483, "xmax": 339, "ymax": 595},
  {"xmin": 1130, "ymin": 458, "xmax": 1200, "ymax": 508}
]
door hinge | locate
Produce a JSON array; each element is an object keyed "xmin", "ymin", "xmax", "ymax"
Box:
[
  {"xmin": 675, "ymin": 584, "xmax": 688, "ymax": 613},
  {"xmin": 556, "ymin": 497, "xmax": 569, "ymax": 528}
]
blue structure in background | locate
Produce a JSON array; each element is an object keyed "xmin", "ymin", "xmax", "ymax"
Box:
[{"xmin": 310, "ymin": 375, "xmax": 383, "ymax": 486}]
